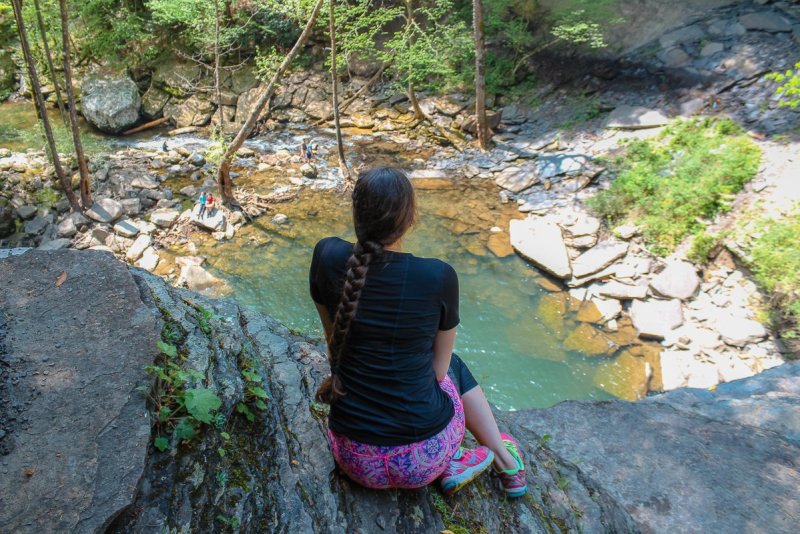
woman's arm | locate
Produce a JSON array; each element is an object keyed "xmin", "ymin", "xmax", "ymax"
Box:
[
  {"xmin": 432, "ymin": 328, "xmax": 456, "ymax": 382},
  {"xmin": 315, "ymin": 302, "xmax": 334, "ymax": 347}
]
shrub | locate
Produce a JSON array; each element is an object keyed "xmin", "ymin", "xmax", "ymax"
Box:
[
  {"xmin": 749, "ymin": 212, "xmax": 800, "ymax": 342},
  {"xmin": 766, "ymin": 61, "xmax": 800, "ymax": 109},
  {"xmin": 589, "ymin": 118, "xmax": 761, "ymax": 255}
]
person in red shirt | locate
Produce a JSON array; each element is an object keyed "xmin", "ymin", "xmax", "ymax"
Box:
[{"xmin": 205, "ymin": 193, "xmax": 216, "ymax": 216}]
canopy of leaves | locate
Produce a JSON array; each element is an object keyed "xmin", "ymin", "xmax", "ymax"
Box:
[{"xmin": 379, "ymin": 0, "xmax": 473, "ymax": 92}]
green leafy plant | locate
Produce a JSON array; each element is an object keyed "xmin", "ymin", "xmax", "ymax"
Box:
[
  {"xmin": 589, "ymin": 118, "xmax": 761, "ymax": 255},
  {"xmin": 766, "ymin": 61, "xmax": 800, "ymax": 109},
  {"xmin": 688, "ymin": 231, "xmax": 722, "ymax": 265},
  {"xmin": 749, "ymin": 211, "xmax": 800, "ymax": 344},
  {"xmin": 141, "ymin": 322, "xmax": 222, "ymax": 452}
]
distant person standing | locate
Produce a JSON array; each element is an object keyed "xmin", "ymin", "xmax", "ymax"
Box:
[
  {"xmin": 300, "ymin": 140, "xmax": 309, "ymax": 162},
  {"xmin": 197, "ymin": 192, "xmax": 207, "ymax": 218},
  {"xmin": 300, "ymin": 138, "xmax": 314, "ymax": 162}
]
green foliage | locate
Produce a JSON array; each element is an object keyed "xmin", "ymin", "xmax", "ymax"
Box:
[
  {"xmin": 430, "ymin": 492, "xmax": 470, "ymax": 534},
  {"xmin": 76, "ymin": 0, "xmax": 155, "ymax": 65},
  {"xmin": 33, "ymin": 186, "xmax": 60, "ymax": 207},
  {"xmin": 142, "ymin": 321, "xmax": 223, "ymax": 452},
  {"xmin": 236, "ymin": 347, "xmax": 269, "ymax": 422},
  {"xmin": 0, "ymin": 1, "xmax": 17, "ymax": 45},
  {"xmin": 749, "ymin": 211, "xmax": 800, "ymax": 341},
  {"xmin": 589, "ymin": 118, "xmax": 761, "ymax": 255},
  {"xmin": 766, "ymin": 61, "xmax": 800, "ymax": 109},
  {"xmin": 331, "ymin": 0, "xmax": 402, "ymax": 72},
  {"xmin": 253, "ymin": 45, "xmax": 283, "ymax": 82},
  {"xmin": 184, "ymin": 387, "xmax": 223, "ymax": 423},
  {"xmin": 379, "ymin": 0, "xmax": 474, "ymax": 93},
  {"xmin": 550, "ymin": 0, "xmax": 619, "ymax": 50},
  {"xmin": 687, "ymin": 231, "xmax": 721, "ymax": 265}
]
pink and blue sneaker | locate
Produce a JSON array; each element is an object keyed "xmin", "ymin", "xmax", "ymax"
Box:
[
  {"xmin": 496, "ymin": 432, "xmax": 527, "ymax": 498},
  {"xmin": 439, "ymin": 446, "xmax": 495, "ymax": 496}
]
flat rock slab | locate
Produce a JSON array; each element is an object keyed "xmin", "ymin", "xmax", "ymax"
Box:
[
  {"xmin": 510, "ymin": 218, "xmax": 572, "ymax": 279},
  {"xmin": 515, "ymin": 370, "xmax": 800, "ymax": 534},
  {"xmin": 0, "ymin": 250, "xmax": 160, "ymax": 534},
  {"xmin": 606, "ymin": 105, "xmax": 671, "ymax": 130},
  {"xmin": 630, "ymin": 298, "xmax": 683, "ymax": 339},
  {"xmin": 571, "ymin": 240, "xmax": 628, "ymax": 279},
  {"xmin": 495, "ymin": 164, "xmax": 539, "ymax": 193},
  {"xmin": 739, "ymin": 12, "xmax": 792, "ymax": 33}
]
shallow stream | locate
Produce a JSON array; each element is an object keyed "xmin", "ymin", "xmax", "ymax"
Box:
[{"xmin": 2, "ymin": 102, "xmax": 653, "ymax": 410}]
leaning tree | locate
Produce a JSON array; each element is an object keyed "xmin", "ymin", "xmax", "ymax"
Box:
[{"xmin": 10, "ymin": 0, "xmax": 80, "ymax": 211}]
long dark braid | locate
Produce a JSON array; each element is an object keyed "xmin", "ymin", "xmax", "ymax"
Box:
[{"xmin": 316, "ymin": 168, "xmax": 416, "ymax": 404}]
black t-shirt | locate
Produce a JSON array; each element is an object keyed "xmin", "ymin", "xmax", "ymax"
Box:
[{"xmin": 309, "ymin": 236, "xmax": 460, "ymax": 446}]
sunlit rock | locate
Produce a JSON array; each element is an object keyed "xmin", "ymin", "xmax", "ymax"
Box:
[{"xmin": 510, "ymin": 218, "xmax": 572, "ymax": 279}]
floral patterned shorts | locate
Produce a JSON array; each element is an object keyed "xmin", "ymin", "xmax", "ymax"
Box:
[{"xmin": 327, "ymin": 375, "xmax": 466, "ymax": 489}]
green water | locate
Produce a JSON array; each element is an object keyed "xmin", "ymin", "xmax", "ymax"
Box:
[
  {"xmin": 0, "ymin": 100, "xmax": 646, "ymax": 410},
  {"xmin": 196, "ymin": 176, "xmax": 621, "ymax": 410}
]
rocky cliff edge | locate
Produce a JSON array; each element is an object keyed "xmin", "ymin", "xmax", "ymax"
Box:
[{"xmin": 0, "ymin": 250, "xmax": 797, "ymax": 533}]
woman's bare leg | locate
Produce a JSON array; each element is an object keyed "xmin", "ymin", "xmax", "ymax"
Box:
[{"xmin": 461, "ymin": 386, "xmax": 518, "ymax": 471}]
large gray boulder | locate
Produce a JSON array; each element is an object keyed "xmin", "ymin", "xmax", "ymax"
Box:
[
  {"xmin": 739, "ymin": 12, "xmax": 792, "ymax": 33},
  {"xmin": 0, "ymin": 250, "xmax": 159, "ymax": 534},
  {"xmin": 171, "ymin": 95, "xmax": 215, "ymax": 128},
  {"xmin": 85, "ymin": 198, "xmax": 124, "ymax": 224},
  {"xmin": 81, "ymin": 76, "xmax": 141, "ymax": 134},
  {"xmin": 716, "ymin": 314, "xmax": 768, "ymax": 347},
  {"xmin": 650, "ymin": 261, "xmax": 701, "ymax": 300},
  {"xmin": 177, "ymin": 264, "xmax": 227, "ymax": 293},
  {"xmin": 0, "ymin": 204, "xmax": 15, "ymax": 238},
  {"xmin": 606, "ymin": 106, "xmax": 670, "ymax": 130},
  {"xmin": 510, "ymin": 218, "xmax": 572, "ymax": 279},
  {"xmin": 520, "ymin": 363, "xmax": 800, "ymax": 534},
  {"xmin": 189, "ymin": 205, "xmax": 226, "ymax": 232}
]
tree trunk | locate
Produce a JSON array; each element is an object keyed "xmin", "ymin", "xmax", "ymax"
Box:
[
  {"xmin": 214, "ymin": 0, "xmax": 223, "ymax": 132},
  {"xmin": 473, "ymin": 0, "xmax": 489, "ymax": 150},
  {"xmin": 408, "ymin": 81, "xmax": 424, "ymax": 120},
  {"xmin": 10, "ymin": 0, "xmax": 80, "ymax": 211},
  {"xmin": 33, "ymin": 0, "xmax": 68, "ymax": 128},
  {"xmin": 329, "ymin": 0, "xmax": 351, "ymax": 185},
  {"xmin": 57, "ymin": 0, "xmax": 92, "ymax": 208},
  {"xmin": 217, "ymin": 0, "xmax": 325, "ymax": 204}
]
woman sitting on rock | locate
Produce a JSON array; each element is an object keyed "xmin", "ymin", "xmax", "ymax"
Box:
[{"xmin": 309, "ymin": 167, "xmax": 526, "ymax": 497}]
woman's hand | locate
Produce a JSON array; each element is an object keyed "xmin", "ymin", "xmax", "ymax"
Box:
[{"xmin": 432, "ymin": 328, "xmax": 456, "ymax": 382}]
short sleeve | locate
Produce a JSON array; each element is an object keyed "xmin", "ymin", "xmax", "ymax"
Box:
[
  {"xmin": 438, "ymin": 263, "xmax": 460, "ymax": 330},
  {"xmin": 309, "ymin": 239, "xmax": 326, "ymax": 304}
]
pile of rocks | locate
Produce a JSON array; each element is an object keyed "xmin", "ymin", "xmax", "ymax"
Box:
[
  {"xmin": 0, "ymin": 146, "xmax": 236, "ymax": 294},
  {"xmin": 509, "ymin": 203, "xmax": 784, "ymax": 393}
]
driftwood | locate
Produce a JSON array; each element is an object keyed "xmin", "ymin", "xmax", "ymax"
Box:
[
  {"xmin": 234, "ymin": 187, "xmax": 298, "ymax": 218},
  {"xmin": 123, "ymin": 117, "xmax": 170, "ymax": 136},
  {"xmin": 168, "ymin": 126, "xmax": 202, "ymax": 137}
]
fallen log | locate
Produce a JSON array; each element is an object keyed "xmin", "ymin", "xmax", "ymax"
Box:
[{"xmin": 122, "ymin": 117, "xmax": 170, "ymax": 136}]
